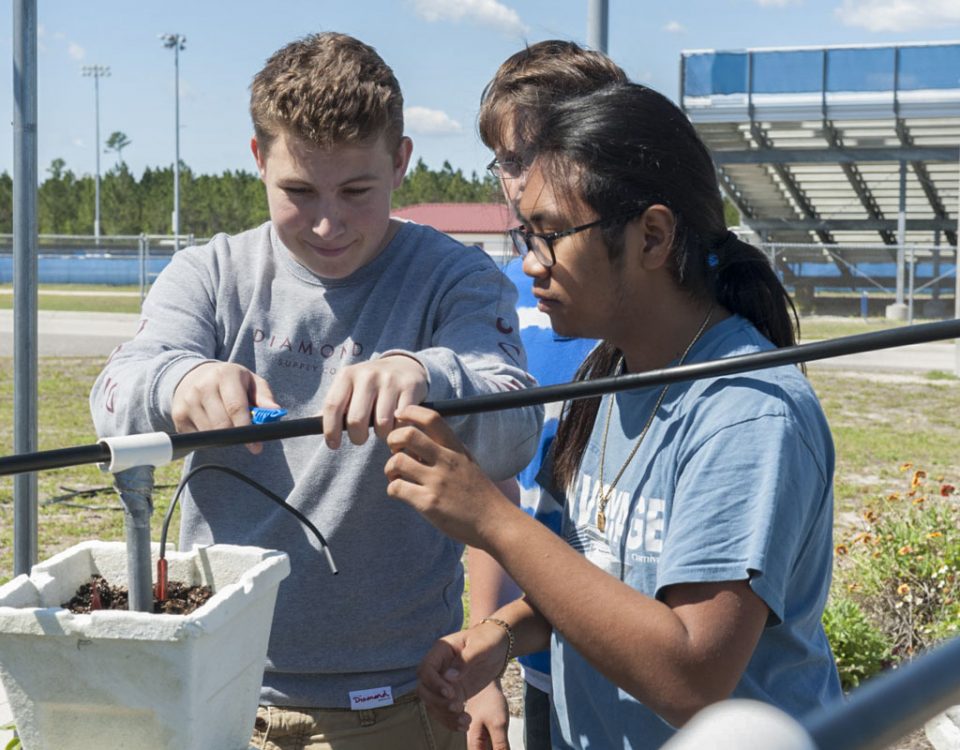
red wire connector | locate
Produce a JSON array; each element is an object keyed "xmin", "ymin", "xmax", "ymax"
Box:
[
  {"xmin": 155, "ymin": 557, "xmax": 168, "ymax": 602},
  {"xmin": 90, "ymin": 580, "xmax": 103, "ymax": 610}
]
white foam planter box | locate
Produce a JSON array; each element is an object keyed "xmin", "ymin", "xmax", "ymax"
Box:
[{"xmin": 0, "ymin": 540, "xmax": 290, "ymax": 750}]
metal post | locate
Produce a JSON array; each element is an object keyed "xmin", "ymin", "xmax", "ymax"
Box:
[
  {"xmin": 113, "ymin": 466, "xmax": 155, "ymax": 612},
  {"xmin": 13, "ymin": 0, "xmax": 39, "ymax": 576},
  {"xmin": 587, "ymin": 0, "xmax": 608, "ymax": 53},
  {"xmin": 94, "ymin": 72, "xmax": 101, "ymax": 244},
  {"xmin": 933, "ymin": 230, "xmax": 941, "ymax": 301},
  {"xmin": 160, "ymin": 34, "xmax": 185, "ymax": 252},
  {"xmin": 173, "ymin": 42, "xmax": 180, "ymax": 252},
  {"xmin": 955, "ymin": 152, "xmax": 959, "ymax": 377},
  {"xmin": 82, "ymin": 66, "xmax": 109, "ymax": 245},
  {"xmin": 138, "ymin": 233, "xmax": 146, "ymax": 302},
  {"xmin": 908, "ymin": 245, "xmax": 915, "ymax": 325},
  {"xmin": 896, "ymin": 160, "xmax": 907, "ymax": 306}
]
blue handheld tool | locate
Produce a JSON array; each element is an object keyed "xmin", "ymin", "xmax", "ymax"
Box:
[{"xmin": 250, "ymin": 407, "xmax": 288, "ymax": 424}]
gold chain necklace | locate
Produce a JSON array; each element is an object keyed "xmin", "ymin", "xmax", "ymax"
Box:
[{"xmin": 595, "ymin": 306, "xmax": 714, "ymax": 532}]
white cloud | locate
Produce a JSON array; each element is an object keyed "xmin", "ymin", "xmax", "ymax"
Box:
[
  {"xmin": 664, "ymin": 20, "xmax": 685, "ymax": 32},
  {"xmin": 412, "ymin": 0, "xmax": 528, "ymax": 36},
  {"xmin": 67, "ymin": 42, "xmax": 85, "ymax": 61},
  {"xmin": 405, "ymin": 106, "xmax": 463, "ymax": 135},
  {"xmin": 73, "ymin": 138, "xmax": 86, "ymax": 149},
  {"xmin": 835, "ymin": 0, "xmax": 960, "ymax": 31}
]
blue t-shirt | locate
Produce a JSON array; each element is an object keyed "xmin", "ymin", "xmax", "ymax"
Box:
[
  {"xmin": 550, "ymin": 314, "xmax": 842, "ymax": 749},
  {"xmin": 504, "ymin": 259, "xmax": 597, "ymax": 690}
]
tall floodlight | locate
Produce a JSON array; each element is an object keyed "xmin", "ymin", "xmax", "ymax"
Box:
[
  {"xmin": 81, "ymin": 65, "xmax": 110, "ymax": 244},
  {"xmin": 587, "ymin": 0, "xmax": 609, "ymax": 53},
  {"xmin": 160, "ymin": 33, "xmax": 186, "ymax": 251}
]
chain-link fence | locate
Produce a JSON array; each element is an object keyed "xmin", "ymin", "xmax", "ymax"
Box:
[
  {"xmin": 0, "ymin": 233, "xmax": 206, "ymax": 300},
  {"xmin": 757, "ymin": 241, "xmax": 958, "ymax": 321}
]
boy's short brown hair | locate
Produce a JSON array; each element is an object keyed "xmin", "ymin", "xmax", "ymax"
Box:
[
  {"xmin": 479, "ymin": 40, "xmax": 627, "ymax": 154},
  {"xmin": 250, "ymin": 32, "xmax": 404, "ymax": 152}
]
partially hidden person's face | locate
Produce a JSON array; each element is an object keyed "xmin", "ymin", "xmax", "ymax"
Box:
[
  {"xmin": 252, "ymin": 129, "xmax": 412, "ymax": 279},
  {"xmin": 516, "ymin": 164, "xmax": 621, "ymax": 340},
  {"xmin": 494, "ymin": 116, "xmax": 528, "ymax": 206}
]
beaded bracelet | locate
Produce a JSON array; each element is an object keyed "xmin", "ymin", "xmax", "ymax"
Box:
[{"xmin": 480, "ymin": 617, "xmax": 515, "ymax": 679}]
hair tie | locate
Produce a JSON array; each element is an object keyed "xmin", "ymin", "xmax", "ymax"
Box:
[
  {"xmin": 718, "ymin": 230, "xmax": 738, "ymax": 253},
  {"xmin": 708, "ymin": 230, "xmax": 738, "ymax": 270}
]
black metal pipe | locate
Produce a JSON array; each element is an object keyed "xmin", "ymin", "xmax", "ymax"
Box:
[{"xmin": 1, "ymin": 318, "xmax": 958, "ymax": 478}]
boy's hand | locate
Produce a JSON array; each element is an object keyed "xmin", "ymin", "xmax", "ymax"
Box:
[
  {"xmin": 172, "ymin": 362, "xmax": 279, "ymax": 454},
  {"xmin": 321, "ymin": 355, "xmax": 428, "ymax": 448}
]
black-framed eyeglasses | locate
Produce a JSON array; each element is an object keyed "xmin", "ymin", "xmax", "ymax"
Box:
[
  {"xmin": 508, "ymin": 209, "xmax": 645, "ymax": 268},
  {"xmin": 486, "ymin": 157, "xmax": 524, "ymax": 179}
]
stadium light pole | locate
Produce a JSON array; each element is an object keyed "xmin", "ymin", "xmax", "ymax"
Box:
[
  {"xmin": 81, "ymin": 65, "xmax": 109, "ymax": 245},
  {"xmin": 160, "ymin": 33, "xmax": 185, "ymax": 251},
  {"xmin": 587, "ymin": 0, "xmax": 609, "ymax": 53}
]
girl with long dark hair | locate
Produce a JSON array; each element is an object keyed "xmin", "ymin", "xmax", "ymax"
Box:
[{"xmin": 385, "ymin": 82, "xmax": 841, "ymax": 749}]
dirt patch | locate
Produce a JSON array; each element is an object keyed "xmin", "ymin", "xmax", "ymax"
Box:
[
  {"xmin": 63, "ymin": 574, "xmax": 213, "ymax": 615},
  {"xmin": 501, "ymin": 660, "xmax": 523, "ymax": 718}
]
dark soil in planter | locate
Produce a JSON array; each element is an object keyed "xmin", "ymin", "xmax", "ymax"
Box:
[{"xmin": 64, "ymin": 574, "xmax": 214, "ymax": 615}]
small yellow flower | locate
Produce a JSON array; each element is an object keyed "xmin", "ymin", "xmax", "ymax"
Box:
[
  {"xmin": 913, "ymin": 496, "xmax": 926, "ymax": 505},
  {"xmin": 900, "ymin": 462, "xmax": 914, "ymax": 472},
  {"xmin": 928, "ymin": 531, "xmax": 943, "ymax": 539},
  {"xmin": 911, "ymin": 469, "xmax": 927, "ymax": 489},
  {"xmin": 897, "ymin": 583, "xmax": 911, "ymax": 596},
  {"xmin": 863, "ymin": 509, "xmax": 879, "ymax": 523},
  {"xmin": 898, "ymin": 545, "xmax": 913, "ymax": 556},
  {"xmin": 835, "ymin": 544, "xmax": 849, "ymax": 556},
  {"xmin": 886, "ymin": 493, "xmax": 901, "ymax": 502}
]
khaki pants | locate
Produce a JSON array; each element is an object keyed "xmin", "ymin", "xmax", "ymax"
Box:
[{"xmin": 250, "ymin": 694, "xmax": 466, "ymax": 750}]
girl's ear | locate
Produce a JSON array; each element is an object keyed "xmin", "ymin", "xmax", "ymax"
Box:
[{"xmin": 626, "ymin": 204, "xmax": 675, "ymax": 270}]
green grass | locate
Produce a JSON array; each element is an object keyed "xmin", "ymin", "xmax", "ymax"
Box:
[
  {"xmin": 0, "ymin": 295, "xmax": 143, "ymax": 314},
  {"xmin": 798, "ymin": 317, "xmax": 905, "ymax": 341},
  {"xmin": 0, "ymin": 358, "xmax": 182, "ymax": 583},
  {"xmin": 807, "ymin": 369, "xmax": 960, "ymax": 513},
  {"xmin": 0, "ymin": 283, "xmax": 141, "ymax": 294},
  {"xmin": 0, "ymin": 284, "xmax": 144, "ymax": 315}
]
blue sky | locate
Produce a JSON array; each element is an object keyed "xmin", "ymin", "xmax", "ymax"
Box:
[{"xmin": 1, "ymin": 0, "xmax": 959, "ymax": 183}]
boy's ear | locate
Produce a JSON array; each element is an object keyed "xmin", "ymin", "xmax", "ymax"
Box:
[
  {"xmin": 627, "ymin": 204, "xmax": 675, "ymax": 271},
  {"xmin": 391, "ymin": 136, "xmax": 414, "ymax": 189},
  {"xmin": 251, "ymin": 136, "xmax": 267, "ymax": 179}
]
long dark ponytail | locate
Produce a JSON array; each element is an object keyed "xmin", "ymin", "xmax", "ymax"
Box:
[{"xmin": 546, "ymin": 83, "xmax": 800, "ymax": 491}]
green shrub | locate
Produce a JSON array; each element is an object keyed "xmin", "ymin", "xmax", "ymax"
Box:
[
  {"xmin": 822, "ymin": 596, "xmax": 891, "ymax": 690},
  {"xmin": 828, "ymin": 466, "xmax": 960, "ymax": 685}
]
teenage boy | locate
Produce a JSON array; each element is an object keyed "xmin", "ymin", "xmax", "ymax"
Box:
[
  {"xmin": 474, "ymin": 40, "xmax": 626, "ymax": 750},
  {"xmin": 90, "ymin": 32, "xmax": 540, "ymax": 750}
]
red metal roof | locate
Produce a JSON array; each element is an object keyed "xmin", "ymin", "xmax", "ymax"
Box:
[{"xmin": 392, "ymin": 203, "xmax": 514, "ymax": 234}]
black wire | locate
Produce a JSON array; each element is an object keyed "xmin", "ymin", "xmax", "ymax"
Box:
[{"xmin": 160, "ymin": 463, "xmax": 338, "ymax": 575}]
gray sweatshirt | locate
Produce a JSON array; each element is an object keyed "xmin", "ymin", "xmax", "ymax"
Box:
[{"xmin": 90, "ymin": 220, "xmax": 541, "ymax": 707}]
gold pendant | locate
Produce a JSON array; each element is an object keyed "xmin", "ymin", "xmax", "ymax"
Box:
[{"xmin": 596, "ymin": 507, "xmax": 606, "ymax": 532}]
